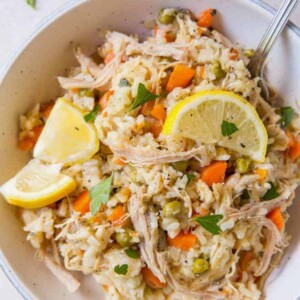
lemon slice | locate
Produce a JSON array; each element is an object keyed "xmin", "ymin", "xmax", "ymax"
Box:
[
  {"xmin": 162, "ymin": 90, "xmax": 268, "ymax": 162},
  {"xmin": 34, "ymin": 98, "xmax": 99, "ymax": 165},
  {"xmin": 0, "ymin": 159, "xmax": 76, "ymax": 209}
]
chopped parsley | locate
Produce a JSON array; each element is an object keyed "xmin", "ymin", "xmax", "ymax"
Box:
[
  {"xmin": 114, "ymin": 264, "xmax": 128, "ymax": 275},
  {"xmin": 221, "ymin": 120, "xmax": 238, "ymax": 136},
  {"xmin": 129, "ymin": 83, "xmax": 159, "ymax": 111},
  {"xmin": 263, "ymin": 182, "xmax": 279, "ymax": 200},
  {"xmin": 194, "ymin": 214, "xmax": 223, "ymax": 235},
  {"xmin": 26, "ymin": 0, "xmax": 36, "ymax": 8},
  {"xmin": 125, "ymin": 248, "xmax": 140, "ymax": 259},
  {"xmin": 280, "ymin": 106, "xmax": 294, "ymax": 128},
  {"xmin": 90, "ymin": 173, "xmax": 113, "ymax": 215},
  {"xmin": 84, "ymin": 104, "xmax": 101, "ymax": 122}
]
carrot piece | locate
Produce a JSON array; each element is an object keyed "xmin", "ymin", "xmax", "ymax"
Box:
[
  {"xmin": 107, "ymin": 205, "xmax": 126, "ymax": 226},
  {"xmin": 71, "ymin": 88, "xmax": 79, "ymax": 94},
  {"xmin": 285, "ymin": 131, "xmax": 300, "ymax": 161},
  {"xmin": 192, "ymin": 208, "xmax": 209, "ymax": 218},
  {"xmin": 165, "ymin": 32, "xmax": 176, "ymax": 43},
  {"xmin": 142, "ymin": 267, "xmax": 166, "ymax": 289},
  {"xmin": 150, "ymin": 120, "xmax": 163, "ymax": 138},
  {"xmin": 166, "ymin": 64, "xmax": 195, "ymax": 93},
  {"xmin": 104, "ymin": 51, "xmax": 115, "ymax": 65},
  {"xmin": 254, "ymin": 169, "xmax": 267, "ymax": 182},
  {"xmin": 200, "ymin": 66, "xmax": 205, "ymax": 79},
  {"xmin": 18, "ymin": 126, "xmax": 43, "ymax": 151},
  {"xmin": 229, "ymin": 48, "xmax": 239, "ymax": 61},
  {"xmin": 200, "ymin": 161, "xmax": 227, "ymax": 187},
  {"xmin": 167, "ymin": 231, "xmax": 196, "ymax": 251},
  {"xmin": 73, "ymin": 190, "xmax": 90, "ymax": 215},
  {"xmin": 197, "ymin": 9, "xmax": 217, "ymax": 28},
  {"xmin": 150, "ymin": 103, "xmax": 166, "ymax": 121},
  {"xmin": 141, "ymin": 100, "xmax": 155, "ymax": 116},
  {"xmin": 18, "ymin": 138, "xmax": 35, "ymax": 151},
  {"xmin": 99, "ymin": 90, "xmax": 114, "ymax": 111},
  {"xmin": 239, "ymin": 251, "xmax": 254, "ymax": 271},
  {"xmin": 115, "ymin": 156, "xmax": 127, "ymax": 166},
  {"xmin": 286, "ymin": 131, "xmax": 296, "ymax": 148},
  {"xmin": 32, "ymin": 126, "xmax": 43, "ymax": 143},
  {"xmin": 267, "ymin": 207, "xmax": 284, "ymax": 230},
  {"xmin": 288, "ymin": 141, "xmax": 300, "ymax": 161},
  {"xmin": 41, "ymin": 103, "xmax": 54, "ymax": 119}
]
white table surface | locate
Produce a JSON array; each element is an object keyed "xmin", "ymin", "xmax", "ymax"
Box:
[{"xmin": 0, "ymin": 0, "xmax": 299, "ymax": 299}]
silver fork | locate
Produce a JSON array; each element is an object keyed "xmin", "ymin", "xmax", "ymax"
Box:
[{"xmin": 248, "ymin": 0, "xmax": 299, "ymax": 100}]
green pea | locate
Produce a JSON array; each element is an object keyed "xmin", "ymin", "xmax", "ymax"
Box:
[
  {"xmin": 192, "ymin": 258, "xmax": 209, "ymax": 274},
  {"xmin": 211, "ymin": 61, "xmax": 226, "ymax": 80},
  {"xmin": 158, "ymin": 8, "xmax": 176, "ymax": 25},
  {"xmin": 236, "ymin": 158, "xmax": 251, "ymax": 173},
  {"xmin": 244, "ymin": 49, "xmax": 255, "ymax": 58},
  {"xmin": 171, "ymin": 161, "xmax": 188, "ymax": 173},
  {"xmin": 115, "ymin": 229, "xmax": 133, "ymax": 247},
  {"xmin": 163, "ymin": 200, "xmax": 181, "ymax": 217}
]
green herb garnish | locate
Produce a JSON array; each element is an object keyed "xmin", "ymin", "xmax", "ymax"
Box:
[
  {"xmin": 119, "ymin": 78, "xmax": 130, "ymax": 87},
  {"xmin": 84, "ymin": 104, "xmax": 101, "ymax": 123},
  {"xmin": 221, "ymin": 120, "xmax": 238, "ymax": 137},
  {"xmin": 114, "ymin": 264, "xmax": 128, "ymax": 275},
  {"xmin": 125, "ymin": 248, "xmax": 140, "ymax": 259},
  {"xmin": 263, "ymin": 182, "xmax": 279, "ymax": 200},
  {"xmin": 194, "ymin": 214, "xmax": 223, "ymax": 235},
  {"xmin": 280, "ymin": 106, "xmax": 294, "ymax": 128},
  {"xmin": 26, "ymin": 0, "xmax": 36, "ymax": 9},
  {"xmin": 90, "ymin": 173, "xmax": 113, "ymax": 215},
  {"xmin": 129, "ymin": 83, "xmax": 159, "ymax": 111}
]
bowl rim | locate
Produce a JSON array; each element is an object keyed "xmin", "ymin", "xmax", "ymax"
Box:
[{"xmin": 0, "ymin": 0, "xmax": 299, "ymax": 299}]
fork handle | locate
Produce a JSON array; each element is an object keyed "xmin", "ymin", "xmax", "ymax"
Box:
[{"xmin": 249, "ymin": 0, "xmax": 299, "ymax": 77}]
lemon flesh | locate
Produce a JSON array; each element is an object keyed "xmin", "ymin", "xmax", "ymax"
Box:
[
  {"xmin": 34, "ymin": 98, "xmax": 99, "ymax": 165},
  {"xmin": 163, "ymin": 91, "xmax": 268, "ymax": 162},
  {"xmin": 0, "ymin": 159, "xmax": 76, "ymax": 209}
]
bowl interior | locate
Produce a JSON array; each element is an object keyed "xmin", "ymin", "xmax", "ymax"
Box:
[{"xmin": 0, "ymin": 0, "xmax": 300, "ymax": 299}]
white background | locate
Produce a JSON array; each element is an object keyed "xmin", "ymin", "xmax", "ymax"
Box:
[{"xmin": 0, "ymin": 0, "xmax": 299, "ymax": 299}]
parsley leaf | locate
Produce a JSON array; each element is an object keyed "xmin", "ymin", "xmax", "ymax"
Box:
[
  {"xmin": 84, "ymin": 104, "xmax": 101, "ymax": 123},
  {"xmin": 90, "ymin": 174, "xmax": 113, "ymax": 215},
  {"xmin": 221, "ymin": 120, "xmax": 238, "ymax": 136},
  {"xmin": 119, "ymin": 78, "xmax": 130, "ymax": 87},
  {"xmin": 263, "ymin": 182, "xmax": 279, "ymax": 200},
  {"xmin": 125, "ymin": 248, "xmax": 140, "ymax": 259},
  {"xmin": 280, "ymin": 107, "xmax": 294, "ymax": 128},
  {"xmin": 129, "ymin": 83, "xmax": 159, "ymax": 111},
  {"xmin": 194, "ymin": 214, "xmax": 223, "ymax": 235},
  {"xmin": 114, "ymin": 264, "xmax": 128, "ymax": 275},
  {"xmin": 187, "ymin": 173, "xmax": 196, "ymax": 183},
  {"xmin": 27, "ymin": 0, "xmax": 36, "ymax": 8}
]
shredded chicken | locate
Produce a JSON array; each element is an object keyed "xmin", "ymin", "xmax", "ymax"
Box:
[
  {"xmin": 250, "ymin": 217, "xmax": 287, "ymax": 276},
  {"xmin": 112, "ymin": 145, "xmax": 209, "ymax": 166},
  {"xmin": 128, "ymin": 195, "xmax": 166, "ymax": 283},
  {"xmin": 225, "ymin": 188, "xmax": 293, "ymax": 221},
  {"xmin": 57, "ymin": 57, "xmax": 117, "ymax": 91},
  {"xmin": 126, "ymin": 41, "xmax": 189, "ymax": 62},
  {"xmin": 41, "ymin": 250, "xmax": 80, "ymax": 292}
]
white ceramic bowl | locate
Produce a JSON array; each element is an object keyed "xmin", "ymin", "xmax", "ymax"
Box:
[{"xmin": 0, "ymin": 0, "xmax": 300, "ymax": 299}]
